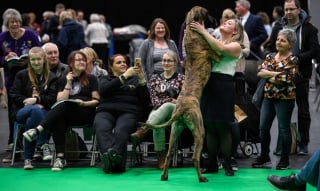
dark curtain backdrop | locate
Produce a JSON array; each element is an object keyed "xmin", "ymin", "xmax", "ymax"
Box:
[{"xmin": 1, "ymin": 0, "xmax": 308, "ymax": 45}]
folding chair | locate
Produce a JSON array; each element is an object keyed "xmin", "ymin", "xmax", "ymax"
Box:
[
  {"xmin": 10, "ymin": 123, "xmax": 24, "ymax": 166},
  {"xmin": 51, "ymin": 124, "xmax": 99, "ymax": 166}
]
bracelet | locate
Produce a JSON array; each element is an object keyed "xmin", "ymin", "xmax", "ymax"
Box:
[
  {"xmin": 120, "ymin": 75, "xmax": 127, "ymax": 81},
  {"xmin": 64, "ymin": 87, "xmax": 71, "ymax": 90},
  {"xmin": 119, "ymin": 75, "xmax": 126, "ymax": 84}
]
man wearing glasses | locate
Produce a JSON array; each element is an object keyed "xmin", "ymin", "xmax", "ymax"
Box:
[{"xmin": 264, "ymin": 0, "xmax": 320, "ymax": 155}]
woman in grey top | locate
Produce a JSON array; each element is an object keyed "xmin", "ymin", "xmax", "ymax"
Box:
[{"xmin": 138, "ymin": 18, "xmax": 183, "ymax": 81}]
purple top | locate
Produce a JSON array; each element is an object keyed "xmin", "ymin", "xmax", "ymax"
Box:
[{"xmin": 0, "ymin": 29, "xmax": 41, "ymax": 88}]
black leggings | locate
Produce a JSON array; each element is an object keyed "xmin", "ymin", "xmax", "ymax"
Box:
[
  {"xmin": 205, "ymin": 121, "xmax": 233, "ymax": 167},
  {"xmin": 41, "ymin": 102, "xmax": 95, "ymax": 154}
]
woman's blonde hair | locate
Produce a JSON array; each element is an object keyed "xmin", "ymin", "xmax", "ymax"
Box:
[
  {"xmin": 59, "ymin": 11, "xmax": 73, "ymax": 25},
  {"xmin": 163, "ymin": 49, "xmax": 178, "ymax": 64},
  {"xmin": 227, "ymin": 19, "xmax": 244, "ymax": 48},
  {"xmin": 222, "ymin": 9, "xmax": 237, "ymax": 20},
  {"xmin": 80, "ymin": 47, "xmax": 103, "ymax": 67},
  {"xmin": 28, "ymin": 47, "xmax": 50, "ymax": 88}
]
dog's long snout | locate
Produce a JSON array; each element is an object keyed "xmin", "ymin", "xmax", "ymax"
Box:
[{"xmin": 193, "ymin": 12, "xmax": 201, "ymax": 22}]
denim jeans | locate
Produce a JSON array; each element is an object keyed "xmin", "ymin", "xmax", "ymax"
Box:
[
  {"xmin": 259, "ymin": 98, "xmax": 295, "ymax": 157},
  {"xmin": 14, "ymin": 105, "xmax": 49, "ymax": 160},
  {"xmin": 295, "ymin": 149, "xmax": 320, "ymax": 188}
]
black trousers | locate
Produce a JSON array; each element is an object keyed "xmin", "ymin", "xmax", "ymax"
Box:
[
  {"xmin": 295, "ymin": 79, "xmax": 311, "ymax": 145},
  {"xmin": 41, "ymin": 102, "xmax": 95, "ymax": 153},
  {"xmin": 94, "ymin": 110, "xmax": 138, "ymax": 156}
]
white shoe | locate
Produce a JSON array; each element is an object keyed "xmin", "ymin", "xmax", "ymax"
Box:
[
  {"xmin": 24, "ymin": 159, "xmax": 34, "ymax": 170},
  {"xmin": 51, "ymin": 158, "xmax": 66, "ymax": 171}
]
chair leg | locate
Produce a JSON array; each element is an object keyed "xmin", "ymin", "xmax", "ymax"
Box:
[
  {"xmin": 11, "ymin": 125, "xmax": 23, "ymax": 167},
  {"xmin": 90, "ymin": 135, "xmax": 97, "ymax": 166},
  {"xmin": 172, "ymin": 143, "xmax": 178, "ymax": 167}
]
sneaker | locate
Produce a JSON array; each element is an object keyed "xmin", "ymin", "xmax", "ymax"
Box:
[
  {"xmin": 41, "ymin": 144, "xmax": 53, "ymax": 161},
  {"xmin": 252, "ymin": 155, "xmax": 272, "ymax": 168},
  {"xmin": 2, "ymin": 153, "xmax": 21, "ymax": 163},
  {"xmin": 276, "ymin": 157, "xmax": 289, "ymax": 170},
  {"xmin": 24, "ymin": 159, "xmax": 34, "ymax": 170},
  {"xmin": 51, "ymin": 158, "xmax": 66, "ymax": 171},
  {"xmin": 23, "ymin": 129, "xmax": 38, "ymax": 142},
  {"xmin": 33, "ymin": 146, "xmax": 43, "ymax": 161},
  {"xmin": 218, "ymin": 161, "xmax": 223, "ymax": 169},
  {"xmin": 231, "ymin": 157, "xmax": 238, "ymax": 171},
  {"xmin": 298, "ymin": 144, "xmax": 308, "ymax": 155},
  {"xmin": 268, "ymin": 174, "xmax": 306, "ymax": 191}
]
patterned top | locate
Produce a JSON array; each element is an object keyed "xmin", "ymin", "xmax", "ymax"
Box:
[
  {"xmin": 147, "ymin": 72, "xmax": 185, "ymax": 109},
  {"xmin": 258, "ymin": 53, "xmax": 299, "ymax": 100}
]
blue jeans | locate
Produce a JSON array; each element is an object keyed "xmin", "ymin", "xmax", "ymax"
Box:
[
  {"xmin": 14, "ymin": 105, "xmax": 49, "ymax": 160},
  {"xmin": 295, "ymin": 149, "xmax": 320, "ymax": 188},
  {"xmin": 259, "ymin": 98, "xmax": 295, "ymax": 157}
]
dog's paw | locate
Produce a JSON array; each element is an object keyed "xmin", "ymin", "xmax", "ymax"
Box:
[
  {"xmin": 199, "ymin": 176, "xmax": 208, "ymax": 182},
  {"xmin": 161, "ymin": 174, "xmax": 168, "ymax": 181}
]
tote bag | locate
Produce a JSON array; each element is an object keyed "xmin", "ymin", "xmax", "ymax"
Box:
[{"xmin": 252, "ymin": 78, "xmax": 266, "ymax": 111}]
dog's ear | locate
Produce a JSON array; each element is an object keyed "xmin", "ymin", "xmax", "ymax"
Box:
[{"xmin": 206, "ymin": 15, "xmax": 218, "ymax": 29}]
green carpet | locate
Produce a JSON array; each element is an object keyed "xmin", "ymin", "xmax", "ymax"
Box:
[{"xmin": 0, "ymin": 167, "xmax": 316, "ymax": 191}]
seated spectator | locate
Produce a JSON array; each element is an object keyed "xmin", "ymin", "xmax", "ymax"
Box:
[
  {"xmin": 23, "ymin": 50, "xmax": 100, "ymax": 171},
  {"xmin": 131, "ymin": 50, "xmax": 185, "ymax": 169},
  {"xmin": 267, "ymin": 149, "xmax": 320, "ymax": 190},
  {"xmin": 42, "ymin": 42, "xmax": 68, "ymax": 78},
  {"xmin": 94, "ymin": 54, "xmax": 150, "ymax": 173},
  {"xmin": 9, "ymin": 47, "xmax": 58, "ymax": 169},
  {"xmin": 79, "ymin": 47, "xmax": 108, "ymax": 82}
]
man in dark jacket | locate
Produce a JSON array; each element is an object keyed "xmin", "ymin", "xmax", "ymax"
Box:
[
  {"xmin": 235, "ymin": 0, "xmax": 268, "ymax": 95},
  {"xmin": 264, "ymin": 0, "xmax": 320, "ymax": 155}
]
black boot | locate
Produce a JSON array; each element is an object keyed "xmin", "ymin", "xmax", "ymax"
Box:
[{"xmin": 223, "ymin": 161, "xmax": 234, "ymax": 176}]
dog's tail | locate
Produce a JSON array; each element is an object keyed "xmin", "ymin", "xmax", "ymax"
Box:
[{"xmin": 142, "ymin": 110, "xmax": 179, "ymax": 129}]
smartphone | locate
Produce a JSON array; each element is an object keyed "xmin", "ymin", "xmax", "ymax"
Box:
[{"xmin": 134, "ymin": 58, "xmax": 141, "ymax": 67}]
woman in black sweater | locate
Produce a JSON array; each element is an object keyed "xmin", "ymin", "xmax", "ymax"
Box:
[{"xmin": 94, "ymin": 54, "xmax": 150, "ymax": 173}]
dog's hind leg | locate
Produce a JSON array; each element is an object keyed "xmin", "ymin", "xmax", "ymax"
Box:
[
  {"xmin": 160, "ymin": 121, "xmax": 184, "ymax": 181},
  {"xmin": 189, "ymin": 113, "xmax": 208, "ymax": 182}
]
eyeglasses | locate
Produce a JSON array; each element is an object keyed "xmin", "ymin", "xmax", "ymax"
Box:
[
  {"xmin": 162, "ymin": 59, "xmax": 174, "ymax": 63},
  {"xmin": 285, "ymin": 7, "xmax": 298, "ymax": 12}
]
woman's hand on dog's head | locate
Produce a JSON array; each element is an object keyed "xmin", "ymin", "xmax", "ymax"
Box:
[{"xmin": 190, "ymin": 22, "xmax": 205, "ymax": 35}]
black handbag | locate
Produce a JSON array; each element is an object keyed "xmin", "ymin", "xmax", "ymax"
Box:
[
  {"xmin": 65, "ymin": 129, "xmax": 80, "ymax": 160},
  {"xmin": 252, "ymin": 78, "xmax": 266, "ymax": 111}
]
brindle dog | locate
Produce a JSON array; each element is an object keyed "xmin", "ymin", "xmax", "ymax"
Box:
[{"xmin": 144, "ymin": 6, "xmax": 221, "ymax": 182}]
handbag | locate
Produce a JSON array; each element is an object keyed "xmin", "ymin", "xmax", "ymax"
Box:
[
  {"xmin": 65, "ymin": 129, "xmax": 80, "ymax": 160},
  {"xmin": 252, "ymin": 78, "xmax": 266, "ymax": 111}
]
